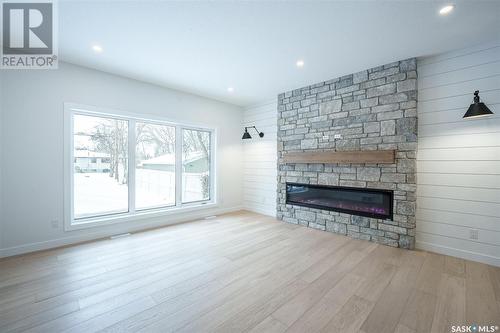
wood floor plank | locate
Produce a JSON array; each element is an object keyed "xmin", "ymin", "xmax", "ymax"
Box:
[
  {"xmin": 285, "ymin": 273, "xmax": 367, "ymax": 333},
  {"xmin": 354, "ymin": 262, "xmax": 398, "ymax": 303},
  {"xmin": 212, "ymin": 275, "xmax": 309, "ymax": 332},
  {"xmin": 1, "ymin": 214, "xmax": 270, "ymax": 281},
  {"xmin": 0, "ymin": 222, "xmax": 294, "ymax": 320},
  {"xmin": 488, "ymin": 265, "xmax": 500, "ymax": 302},
  {"xmin": 465, "ymin": 260, "xmax": 500, "ymax": 326},
  {"xmin": 320, "ymin": 295, "xmax": 374, "ymax": 333},
  {"xmin": 359, "ymin": 251, "xmax": 425, "ymax": 333},
  {"xmin": 138, "ymin": 233, "xmax": 346, "ymax": 332},
  {"xmin": 0, "ymin": 210, "xmax": 497, "ymax": 333},
  {"xmin": 430, "ymin": 273, "xmax": 466, "ymax": 333},
  {"xmin": 444, "ymin": 255, "xmax": 466, "ymax": 278},
  {"xmin": 398, "ymin": 289, "xmax": 437, "ymax": 333},
  {"xmin": 415, "ymin": 251, "xmax": 445, "ymax": 296},
  {"xmin": 394, "ymin": 323, "xmax": 416, "ymax": 333},
  {"xmin": 0, "ymin": 219, "xmax": 262, "ymax": 295},
  {"xmin": 61, "ymin": 297, "xmax": 157, "ymax": 333},
  {"xmin": 176, "ymin": 277, "xmax": 306, "ymax": 332},
  {"xmin": 0, "ymin": 217, "xmax": 238, "ymax": 281},
  {"xmin": 271, "ymin": 242, "xmax": 377, "ymax": 328},
  {"xmin": 248, "ymin": 316, "xmax": 287, "ymax": 333},
  {"xmin": 296, "ymin": 237, "xmax": 362, "ymax": 283},
  {"xmin": 101, "ymin": 228, "xmax": 332, "ymax": 332},
  {"xmin": 134, "ymin": 243, "xmax": 328, "ymax": 332},
  {"xmin": 0, "ymin": 301, "xmax": 80, "ymax": 333}
]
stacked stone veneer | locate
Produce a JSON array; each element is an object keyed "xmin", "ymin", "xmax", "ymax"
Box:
[{"xmin": 277, "ymin": 58, "xmax": 417, "ymax": 249}]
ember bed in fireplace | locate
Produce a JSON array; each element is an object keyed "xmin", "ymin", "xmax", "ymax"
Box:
[{"xmin": 286, "ymin": 183, "xmax": 393, "ymax": 220}]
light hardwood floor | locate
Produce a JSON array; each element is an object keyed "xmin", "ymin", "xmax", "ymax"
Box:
[{"xmin": 0, "ymin": 211, "xmax": 499, "ymax": 333}]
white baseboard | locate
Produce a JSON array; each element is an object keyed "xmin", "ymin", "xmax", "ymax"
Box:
[
  {"xmin": 0, "ymin": 205, "xmax": 243, "ymax": 259},
  {"xmin": 243, "ymin": 206, "xmax": 276, "ymax": 218},
  {"xmin": 416, "ymin": 240, "xmax": 500, "ymax": 267}
]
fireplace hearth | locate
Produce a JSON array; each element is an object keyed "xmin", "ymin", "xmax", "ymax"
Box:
[{"xmin": 286, "ymin": 183, "xmax": 393, "ymax": 220}]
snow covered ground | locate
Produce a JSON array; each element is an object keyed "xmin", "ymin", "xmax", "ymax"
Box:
[
  {"xmin": 74, "ymin": 171, "xmax": 207, "ymax": 218},
  {"xmin": 74, "ymin": 173, "xmax": 129, "ymax": 218}
]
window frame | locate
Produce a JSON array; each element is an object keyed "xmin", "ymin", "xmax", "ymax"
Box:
[
  {"xmin": 181, "ymin": 127, "xmax": 212, "ymax": 205},
  {"xmin": 63, "ymin": 103, "xmax": 217, "ymax": 231}
]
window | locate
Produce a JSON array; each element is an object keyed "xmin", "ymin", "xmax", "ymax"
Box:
[
  {"xmin": 65, "ymin": 104, "xmax": 215, "ymax": 228},
  {"xmin": 135, "ymin": 122, "xmax": 176, "ymax": 210},
  {"xmin": 73, "ymin": 114, "xmax": 129, "ymax": 219},
  {"xmin": 182, "ymin": 129, "xmax": 211, "ymax": 203}
]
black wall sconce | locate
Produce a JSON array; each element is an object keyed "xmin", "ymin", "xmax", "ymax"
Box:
[
  {"xmin": 463, "ymin": 90, "xmax": 494, "ymax": 118},
  {"xmin": 242, "ymin": 126, "xmax": 264, "ymax": 140}
]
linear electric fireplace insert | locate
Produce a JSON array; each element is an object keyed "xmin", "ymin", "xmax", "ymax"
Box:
[{"xmin": 286, "ymin": 183, "xmax": 393, "ymax": 220}]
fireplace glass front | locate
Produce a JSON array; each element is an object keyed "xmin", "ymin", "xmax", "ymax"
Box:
[{"xmin": 286, "ymin": 183, "xmax": 393, "ymax": 220}]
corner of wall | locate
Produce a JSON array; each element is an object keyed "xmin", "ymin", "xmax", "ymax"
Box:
[{"xmin": 242, "ymin": 99, "xmax": 278, "ymax": 217}]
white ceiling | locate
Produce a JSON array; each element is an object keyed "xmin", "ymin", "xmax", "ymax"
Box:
[{"xmin": 59, "ymin": 1, "xmax": 500, "ymax": 107}]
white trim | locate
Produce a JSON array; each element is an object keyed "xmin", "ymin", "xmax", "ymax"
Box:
[
  {"xmin": 416, "ymin": 240, "xmax": 500, "ymax": 267},
  {"xmin": 181, "ymin": 127, "xmax": 214, "ymax": 204},
  {"xmin": 67, "ymin": 202, "xmax": 218, "ymax": 231},
  {"xmin": 128, "ymin": 118, "xmax": 136, "ymax": 215},
  {"xmin": 210, "ymin": 128, "xmax": 218, "ymax": 207},
  {"xmin": 63, "ymin": 108, "xmax": 74, "ymax": 232},
  {"xmin": 63, "ymin": 102, "xmax": 217, "ymax": 231},
  {"xmin": 0, "ymin": 206, "xmax": 244, "ymax": 259},
  {"xmin": 243, "ymin": 206, "xmax": 276, "ymax": 218},
  {"xmin": 175, "ymin": 125, "xmax": 182, "ymax": 207},
  {"xmin": 64, "ymin": 102, "xmax": 216, "ymax": 131}
]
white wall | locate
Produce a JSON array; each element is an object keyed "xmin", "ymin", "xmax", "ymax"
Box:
[
  {"xmin": 242, "ymin": 101, "xmax": 277, "ymax": 216},
  {"xmin": 416, "ymin": 40, "xmax": 500, "ymax": 266},
  {"xmin": 0, "ymin": 62, "xmax": 243, "ymax": 257}
]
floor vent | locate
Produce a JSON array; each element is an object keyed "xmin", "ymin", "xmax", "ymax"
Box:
[{"xmin": 110, "ymin": 233, "xmax": 131, "ymax": 239}]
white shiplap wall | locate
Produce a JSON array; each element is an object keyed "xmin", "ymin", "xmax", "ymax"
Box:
[
  {"xmin": 242, "ymin": 101, "xmax": 277, "ymax": 217},
  {"xmin": 417, "ymin": 40, "xmax": 500, "ymax": 266}
]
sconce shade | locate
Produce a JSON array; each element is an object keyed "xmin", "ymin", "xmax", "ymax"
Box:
[
  {"xmin": 464, "ymin": 91, "xmax": 494, "ymax": 118},
  {"xmin": 242, "ymin": 129, "xmax": 252, "ymax": 139},
  {"xmin": 242, "ymin": 126, "xmax": 264, "ymax": 140}
]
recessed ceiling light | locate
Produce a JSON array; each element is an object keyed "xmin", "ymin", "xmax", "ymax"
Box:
[
  {"xmin": 439, "ymin": 4, "xmax": 455, "ymax": 15},
  {"xmin": 227, "ymin": 87, "xmax": 234, "ymax": 93},
  {"xmin": 92, "ymin": 45, "xmax": 103, "ymax": 53},
  {"xmin": 296, "ymin": 59, "xmax": 305, "ymax": 68}
]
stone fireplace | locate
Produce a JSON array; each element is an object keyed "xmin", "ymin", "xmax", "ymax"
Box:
[{"xmin": 277, "ymin": 59, "xmax": 417, "ymax": 249}]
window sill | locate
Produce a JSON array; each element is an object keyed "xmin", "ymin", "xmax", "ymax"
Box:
[{"xmin": 65, "ymin": 201, "xmax": 217, "ymax": 231}]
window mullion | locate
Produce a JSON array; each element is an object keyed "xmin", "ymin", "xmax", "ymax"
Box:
[
  {"xmin": 175, "ymin": 126, "xmax": 183, "ymax": 207},
  {"xmin": 210, "ymin": 130, "xmax": 214, "ymax": 202},
  {"xmin": 66, "ymin": 110, "xmax": 75, "ymax": 226},
  {"xmin": 128, "ymin": 119, "xmax": 136, "ymax": 214}
]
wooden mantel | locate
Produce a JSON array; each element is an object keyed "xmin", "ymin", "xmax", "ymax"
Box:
[{"xmin": 282, "ymin": 150, "xmax": 395, "ymax": 164}]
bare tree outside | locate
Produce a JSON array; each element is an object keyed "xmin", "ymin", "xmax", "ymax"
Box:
[
  {"xmin": 182, "ymin": 129, "xmax": 211, "ymax": 201},
  {"xmin": 135, "ymin": 123, "xmax": 176, "ymax": 209},
  {"xmin": 73, "ymin": 114, "xmax": 129, "ymax": 218},
  {"xmin": 91, "ymin": 119, "xmax": 128, "ymax": 184}
]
